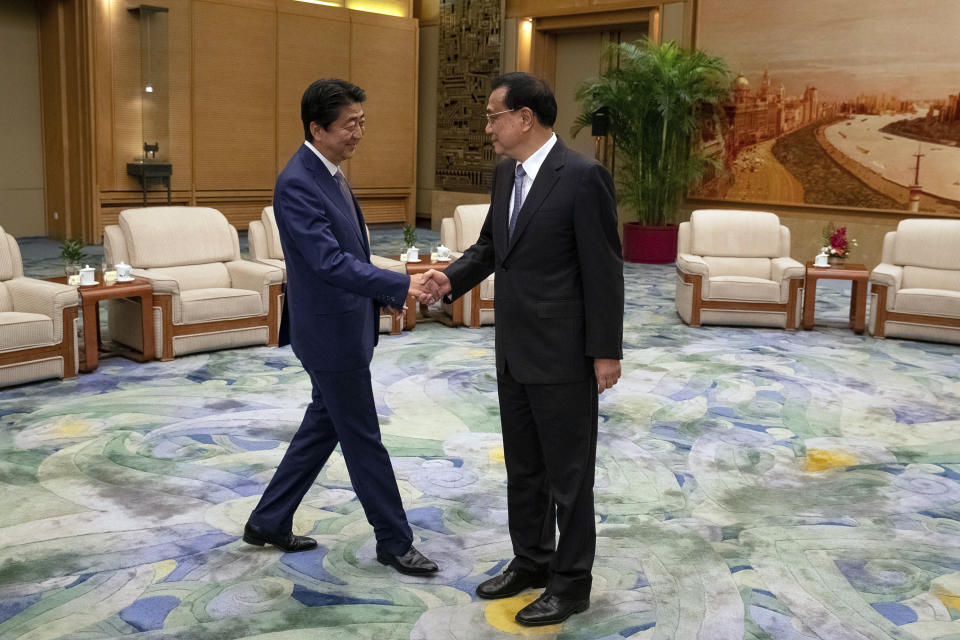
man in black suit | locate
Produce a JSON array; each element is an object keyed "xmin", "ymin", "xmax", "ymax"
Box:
[
  {"xmin": 425, "ymin": 72, "xmax": 624, "ymax": 625},
  {"xmin": 243, "ymin": 79, "xmax": 439, "ymax": 577}
]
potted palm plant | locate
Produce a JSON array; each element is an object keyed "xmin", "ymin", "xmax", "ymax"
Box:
[{"xmin": 573, "ymin": 38, "xmax": 730, "ymax": 263}]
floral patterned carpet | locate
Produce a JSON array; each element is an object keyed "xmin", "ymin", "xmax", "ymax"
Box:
[{"xmin": 2, "ymin": 233, "xmax": 960, "ymax": 640}]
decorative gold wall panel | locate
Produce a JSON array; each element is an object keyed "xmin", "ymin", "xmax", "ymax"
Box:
[{"xmin": 435, "ymin": 0, "xmax": 502, "ymax": 193}]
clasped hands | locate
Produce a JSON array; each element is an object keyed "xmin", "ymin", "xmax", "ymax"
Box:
[{"xmin": 408, "ymin": 269, "xmax": 452, "ymax": 306}]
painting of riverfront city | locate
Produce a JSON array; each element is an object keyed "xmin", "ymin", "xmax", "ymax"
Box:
[{"xmin": 692, "ymin": 0, "xmax": 960, "ymax": 214}]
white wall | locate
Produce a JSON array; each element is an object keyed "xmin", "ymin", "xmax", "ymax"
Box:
[{"xmin": 0, "ymin": 0, "xmax": 46, "ymax": 237}]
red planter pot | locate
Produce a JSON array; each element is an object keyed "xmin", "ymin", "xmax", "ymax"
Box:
[{"xmin": 622, "ymin": 222, "xmax": 678, "ymax": 264}]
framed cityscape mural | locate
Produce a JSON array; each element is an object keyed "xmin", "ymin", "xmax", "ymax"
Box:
[{"xmin": 692, "ymin": 0, "xmax": 960, "ymax": 215}]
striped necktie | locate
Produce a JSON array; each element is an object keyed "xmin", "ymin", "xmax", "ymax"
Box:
[
  {"xmin": 334, "ymin": 168, "xmax": 361, "ymax": 235},
  {"xmin": 509, "ymin": 163, "xmax": 526, "ymax": 240}
]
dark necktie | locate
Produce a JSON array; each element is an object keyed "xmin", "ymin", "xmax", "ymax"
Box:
[
  {"xmin": 334, "ymin": 168, "xmax": 361, "ymax": 236},
  {"xmin": 509, "ymin": 163, "xmax": 526, "ymax": 240}
]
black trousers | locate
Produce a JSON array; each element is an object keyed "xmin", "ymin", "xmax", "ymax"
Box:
[
  {"xmin": 497, "ymin": 364, "xmax": 599, "ymax": 599},
  {"xmin": 249, "ymin": 365, "xmax": 414, "ymax": 556}
]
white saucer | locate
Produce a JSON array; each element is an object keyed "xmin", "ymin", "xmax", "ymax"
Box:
[
  {"xmin": 79, "ymin": 280, "xmax": 100, "ymax": 286},
  {"xmin": 435, "ymin": 257, "xmax": 452, "ymax": 262},
  {"xmin": 406, "ymin": 258, "xmax": 422, "ymax": 263},
  {"xmin": 116, "ymin": 276, "xmax": 135, "ymax": 282}
]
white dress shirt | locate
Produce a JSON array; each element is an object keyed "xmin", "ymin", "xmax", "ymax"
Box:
[
  {"xmin": 304, "ymin": 140, "xmax": 339, "ymax": 177},
  {"xmin": 509, "ymin": 133, "xmax": 558, "ymax": 219}
]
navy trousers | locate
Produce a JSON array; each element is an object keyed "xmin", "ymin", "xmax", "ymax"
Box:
[{"xmin": 249, "ymin": 365, "xmax": 413, "ymax": 556}]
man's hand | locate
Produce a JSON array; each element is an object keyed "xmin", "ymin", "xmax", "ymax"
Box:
[
  {"xmin": 422, "ymin": 269, "xmax": 452, "ymax": 299},
  {"xmin": 409, "ymin": 273, "xmax": 440, "ymax": 305},
  {"xmin": 594, "ymin": 358, "xmax": 621, "ymax": 394}
]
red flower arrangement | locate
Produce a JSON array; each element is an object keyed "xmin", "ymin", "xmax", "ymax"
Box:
[{"xmin": 822, "ymin": 223, "xmax": 857, "ymax": 258}]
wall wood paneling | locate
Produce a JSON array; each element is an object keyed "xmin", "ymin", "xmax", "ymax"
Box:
[{"xmin": 55, "ymin": 0, "xmax": 418, "ymax": 241}]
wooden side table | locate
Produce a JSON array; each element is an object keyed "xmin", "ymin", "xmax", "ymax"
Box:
[
  {"xmin": 50, "ymin": 276, "xmax": 156, "ymax": 372},
  {"xmin": 396, "ymin": 256, "xmax": 462, "ymax": 330},
  {"xmin": 802, "ymin": 262, "xmax": 869, "ymax": 334}
]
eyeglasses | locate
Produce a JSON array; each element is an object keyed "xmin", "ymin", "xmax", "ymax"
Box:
[{"xmin": 485, "ymin": 109, "xmax": 515, "ymax": 124}]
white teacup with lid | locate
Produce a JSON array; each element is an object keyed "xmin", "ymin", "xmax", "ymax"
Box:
[
  {"xmin": 437, "ymin": 244, "xmax": 451, "ymax": 260},
  {"xmin": 116, "ymin": 262, "xmax": 132, "ymax": 280},
  {"xmin": 79, "ymin": 265, "xmax": 96, "ymax": 286}
]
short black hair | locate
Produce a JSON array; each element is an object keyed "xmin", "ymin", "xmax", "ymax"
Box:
[
  {"xmin": 301, "ymin": 79, "xmax": 366, "ymax": 140},
  {"xmin": 491, "ymin": 72, "xmax": 557, "ymax": 127}
]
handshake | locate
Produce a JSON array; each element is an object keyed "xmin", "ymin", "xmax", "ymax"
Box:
[{"xmin": 408, "ymin": 269, "xmax": 452, "ymax": 306}]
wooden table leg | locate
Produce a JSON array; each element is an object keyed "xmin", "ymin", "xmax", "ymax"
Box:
[
  {"xmin": 802, "ymin": 276, "xmax": 818, "ymax": 330},
  {"xmin": 139, "ymin": 293, "xmax": 156, "ymax": 360},
  {"xmin": 404, "ymin": 294, "xmax": 416, "ymax": 330},
  {"xmin": 851, "ymin": 279, "xmax": 867, "ymax": 334},
  {"xmin": 389, "ymin": 307, "xmax": 403, "ymax": 335},
  {"xmin": 80, "ymin": 298, "xmax": 99, "ymax": 372}
]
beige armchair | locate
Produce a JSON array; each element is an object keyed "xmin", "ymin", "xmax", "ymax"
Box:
[
  {"xmin": 0, "ymin": 225, "xmax": 78, "ymax": 386},
  {"xmin": 249, "ymin": 206, "xmax": 403, "ymax": 334},
  {"xmin": 676, "ymin": 209, "xmax": 805, "ymax": 329},
  {"xmin": 104, "ymin": 207, "xmax": 284, "ymax": 360},
  {"xmin": 869, "ymin": 218, "xmax": 960, "ymax": 344},
  {"xmin": 440, "ymin": 204, "xmax": 494, "ymax": 328}
]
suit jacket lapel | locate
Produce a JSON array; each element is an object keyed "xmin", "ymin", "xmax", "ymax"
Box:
[
  {"xmin": 493, "ymin": 162, "xmax": 513, "ymax": 251},
  {"xmin": 505, "ymin": 140, "xmax": 566, "ymax": 256},
  {"xmin": 300, "ymin": 146, "xmax": 367, "ymax": 249}
]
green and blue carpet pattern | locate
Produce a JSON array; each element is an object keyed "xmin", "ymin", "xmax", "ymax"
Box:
[{"xmin": 2, "ymin": 247, "xmax": 960, "ymax": 639}]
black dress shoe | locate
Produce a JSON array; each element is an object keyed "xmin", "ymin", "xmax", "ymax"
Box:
[
  {"xmin": 376, "ymin": 545, "xmax": 439, "ymax": 575},
  {"xmin": 515, "ymin": 593, "xmax": 589, "ymax": 626},
  {"xmin": 476, "ymin": 568, "xmax": 548, "ymax": 599},
  {"xmin": 243, "ymin": 522, "xmax": 318, "ymax": 553}
]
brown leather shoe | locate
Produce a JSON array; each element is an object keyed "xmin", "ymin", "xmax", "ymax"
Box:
[
  {"xmin": 476, "ymin": 568, "xmax": 548, "ymax": 599},
  {"xmin": 515, "ymin": 593, "xmax": 589, "ymax": 626},
  {"xmin": 243, "ymin": 522, "xmax": 318, "ymax": 553},
  {"xmin": 376, "ymin": 545, "xmax": 439, "ymax": 575}
]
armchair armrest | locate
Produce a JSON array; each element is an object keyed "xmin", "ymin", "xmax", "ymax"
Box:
[
  {"xmin": 676, "ymin": 253, "xmax": 708, "ymax": 276},
  {"xmin": 869, "ymin": 263, "xmax": 902, "ymax": 290},
  {"xmin": 130, "ymin": 269, "xmax": 181, "ymax": 296},
  {"xmin": 226, "ymin": 260, "xmax": 284, "ymax": 313},
  {"xmin": 226, "ymin": 260, "xmax": 284, "ymax": 291},
  {"xmin": 870, "ymin": 263, "xmax": 903, "ymax": 310},
  {"xmin": 440, "ymin": 217, "xmax": 455, "ymax": 249},
  {"xmin": 771, "ymin": 257, "xmax": 805, "ymax": 282},
  {"xmin": 6, "ymin": 278, "xmax": 79, "ymax": 342}
]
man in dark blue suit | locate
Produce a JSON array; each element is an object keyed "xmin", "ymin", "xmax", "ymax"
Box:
[{"xmin": 244, "ymin": 79, "xmax": 439, "ymax": 576}]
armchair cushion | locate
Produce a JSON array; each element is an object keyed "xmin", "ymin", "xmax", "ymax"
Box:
[
  {"xmin": 901, "ymin": 265, "xmax": 960, "ymax": 291},
  {"xmin": 180, "ymin": 289, "xmax": 266, "ymax": 324},
  {"xmin": 119, "ymin": 207, "xmax": 240, "ymax": 267},
  {"xmin": 891, "ymin": 219, "xmax": 960, "ymax": 270},
  {"xmin": 709, "ymin": 277, "xmax": 781, "ymax": 302},
  {"xmin": 895, "ymin": 289, "xmax": 960, "ymax": 317},
  {"xmin": 142, "ymin": 263, "xmax": 232, "ymax": 291},
  {"xmin": 0, "ymin": 313, "xmax": 53, "ymax": 351},
  {"xmin": 689, "ymin": 209, "xmax": 782, "ymax": 258},
  {"xmin": 702, "ymin": 256, "xmax": 772, "ymax": 279}
]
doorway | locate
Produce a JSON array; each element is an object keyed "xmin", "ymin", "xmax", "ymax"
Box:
[{"xmin": 553, "ymin": 27, "xmax": 649, "ymax": 159}]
